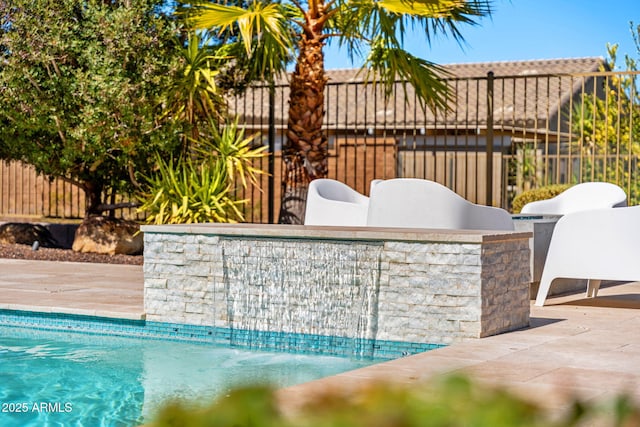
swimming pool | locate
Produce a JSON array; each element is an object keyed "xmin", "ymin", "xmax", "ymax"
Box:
[{"xmin": 0, "ymin": 325, "xmax": 374, "ymax": 426}]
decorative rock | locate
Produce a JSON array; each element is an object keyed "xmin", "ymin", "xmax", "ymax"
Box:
[
  {"xmin": 0, "ymin": 223, "xmax": 59, "ymax": 247},
  {"xmin": 72, "ymin": 216, "xmax": 143, "ymax": 255}
]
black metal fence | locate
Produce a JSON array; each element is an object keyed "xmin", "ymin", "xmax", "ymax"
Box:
[
  {"xmin": 232, "ymin": 68, "xmax": 640, "ymax": 223},
  {"xmin": 2, "ymin": 68, "xmax": 638, "ymax": 221}
]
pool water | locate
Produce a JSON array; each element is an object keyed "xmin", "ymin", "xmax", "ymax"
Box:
[{"xmin": 0, "ymin": 326, "xmax": 374, "ymax": 426}]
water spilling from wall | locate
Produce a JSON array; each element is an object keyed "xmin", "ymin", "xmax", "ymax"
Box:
[{"xmin": 222, "ymin": 239, "xmax": 383, "ymax": 358}]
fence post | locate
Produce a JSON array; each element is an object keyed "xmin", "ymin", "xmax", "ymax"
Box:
[
  {"xmin": 486, "ymin": 71, "xmax": 494, "ymax": 206},
  {"xmin": 268, "ymin": 82, "xmax": 276, "ymax": 223}
]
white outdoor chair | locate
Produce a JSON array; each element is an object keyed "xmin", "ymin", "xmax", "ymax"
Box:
[
  {"xmin": 520, "ymin": 182, "xmax": 627, "ymax": 215},
  {"xmin": 366, "ymin": 178, "xmax": 515, "ymax": 231},
  {"xmin": 304, "ymin": 179, "xmax": 369, "ymax": 226},
  {"xmin": 535, "ymin": 205, "xmax": 640, "ymax": 306}
]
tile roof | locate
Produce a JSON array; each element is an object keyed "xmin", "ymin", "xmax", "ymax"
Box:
[
  {"xmin": 323, "ymin": 56, "xmax": 606, "ymax": 80},
  {"xmin": 232, "ymin": 57, "xmax": 608, "ymax": 132}
]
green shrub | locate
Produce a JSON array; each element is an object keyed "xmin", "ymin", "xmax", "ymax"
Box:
[
  {"xmin": 137, "ymin": 154, "xmax": 246, "ymax": 224},
  {"xmin": 150, "ymin": 375, "xmax": 640, "ymax": 427},
  {"xmin": 511, "ymin": 184, "xmax": 572, "ymax": 214},
  {"xmin": 137, "ymin": 120, "xmax": 266, "ymax": 224}
]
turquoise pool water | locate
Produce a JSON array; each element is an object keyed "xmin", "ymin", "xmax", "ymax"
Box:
[{"xmin": 0, "ymin": 325, "xmax": 374, "ymax": 426}]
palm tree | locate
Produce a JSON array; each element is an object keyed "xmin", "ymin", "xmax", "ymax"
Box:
[{"xmin": 184, "ymin": 0, "xmax": 492, "ymax": 223}]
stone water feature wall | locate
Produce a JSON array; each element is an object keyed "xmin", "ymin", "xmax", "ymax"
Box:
[{"xmin": 142, "ymin": 224, "xmax": 531, "ymax": 358}]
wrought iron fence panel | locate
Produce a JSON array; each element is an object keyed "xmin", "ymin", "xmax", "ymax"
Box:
[{"xmin": 2, "ymin": 70, "xmax": 639, "ymax": 221}]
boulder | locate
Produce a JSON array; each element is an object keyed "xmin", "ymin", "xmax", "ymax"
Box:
[
  {"xmin": 0, "ymin": 223, "xmax": 59, "ymax": 247},
  {"xmin": 72, "ymin": 216, "xmax": 143, "ymax": 255}
]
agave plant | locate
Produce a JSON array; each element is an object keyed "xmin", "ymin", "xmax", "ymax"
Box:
[
  {"xmin": 192, "ymin": 118, "xmax": 268, "ymax": 189},
  {"xmin": 138, "ymin": 154, "xmax": 246, "ymax": 224},
  {"xmin": 138, "ymin": 121, "xmax": 266, "ymax": 224}
]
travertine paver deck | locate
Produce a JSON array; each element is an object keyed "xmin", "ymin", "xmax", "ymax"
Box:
[
  {"xmin": 1, "ymin": 258, "xmax": 639, "ymax": 419},
  {"xmin": 0, "ymin": 259, "xmax": 144, "ymax": 319},
  {"xmin": 277, "ymin": 281, "xmax": 640, "ymax": 419}
]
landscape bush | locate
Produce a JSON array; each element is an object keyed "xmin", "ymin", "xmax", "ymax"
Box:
[
  {"xmin": 151, "ymin": 375, "xmax": 640, "ymax": 427},
  {"xmin": 511, "ymin": 184, "xmax": 572, "ymax": 213},
  {"xmin": 137, "ymin": 120, "xmax": 266, "ymax": 224}
]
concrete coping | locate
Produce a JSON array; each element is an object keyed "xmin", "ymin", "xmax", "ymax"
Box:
[
  {"xmin": 0, "ymin": 303, "xmax": 146, "ymax": 321},
  {"xmin": 141, "ymin": 223, "xmax": 531, "ymax": 244}
]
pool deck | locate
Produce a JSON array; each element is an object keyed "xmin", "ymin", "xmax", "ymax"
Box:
[
  {"xmin": 0, "ymin": 259, "xmax": 144, "ymax": 319},
  {"xmin": 1, "ymin": 258, "xmax": 640, "ymax": 419}
]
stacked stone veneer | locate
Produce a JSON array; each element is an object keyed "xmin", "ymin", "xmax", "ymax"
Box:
[{"xmin": 143, "ymin": 224, "xmax": 531, "ymax": 348}]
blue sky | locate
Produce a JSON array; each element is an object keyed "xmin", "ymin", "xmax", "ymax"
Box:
[{"xmin": 323, "ymin": 0, "xmax": 640, "ymax": 69}]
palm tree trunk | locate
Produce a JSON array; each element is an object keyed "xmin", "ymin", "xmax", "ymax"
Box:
[{"xmin": 278, "ymin": 36, "xmax": 328, "ymax": 224}]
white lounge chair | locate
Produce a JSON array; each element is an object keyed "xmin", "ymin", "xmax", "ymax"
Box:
[
  {"xmin": 535, "ymin": 205, "xmax": 640, "ymax": 306},
  {"xmin": 366, "ymin": 178, "xmax": 514, "ymax": 231},
  {"xmin": 304, "ymin": 179, "xmax": 369, "ymax": 226},
  {"xmin": 520, "ymin": 182, "xmax": 627, "ymax": 215}
]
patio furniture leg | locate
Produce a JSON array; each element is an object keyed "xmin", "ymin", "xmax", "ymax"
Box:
[
  {"xmin": 534, "ymin": 276, "xmax": 553, "ymax": 306},
  {"xmin": 586, "ymin": 279, "xmax": 602, "ymax": 298}
]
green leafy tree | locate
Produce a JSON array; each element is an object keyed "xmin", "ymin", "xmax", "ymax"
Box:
[
  {"xmin": 570, "ymin": 23, "xmax": 640, "ymax": 204},
  {"xmin": 183, "ymin": 0, "xmax": 492, "ymax": 223},
  {"xmin": 0, "ymin": 0, "xmax": 183, "ymax": 217}
]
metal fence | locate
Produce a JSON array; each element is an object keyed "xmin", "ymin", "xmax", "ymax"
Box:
[
  {"xmin": 2, "ymin": 69, "xmax": 638, "ymax": 221},
  {"xmin": 234, "ymin": 69, "xmax": 640, "ymax": 223}
]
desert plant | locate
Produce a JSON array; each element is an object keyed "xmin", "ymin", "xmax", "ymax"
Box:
[
  {"xmin": 137, "ymin": 155, "xmax": 245, "ymax": 224},
  {"xmin": 138, "ymin": 120, "xmax": 266, "ymax": 224},
  {"xmin": 194, "ymin": 119, "xmax": 268, "ymax": 190},
  {"xmin": 163, "ymin": 32, "xmax": 228, "ymax": 154},
  {"xmin": 511, "ymin": 184, "xmax": 572, "ymax": 214}
]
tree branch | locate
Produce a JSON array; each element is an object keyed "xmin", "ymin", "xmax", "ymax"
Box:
[
  {"xmin": 51, "ymin": 115, "xmax": 67, "ymax": 144},
  {"xmin": 289, "ymin": 0, "xmax": 306, "ymax": 14},
  {"xmin": 55, "ymin": 174, "xmax": 83, "ymax": 189},
  {"xmin": 318, "ymin": 32, "xmax": 340, "ymax": 41},
  {"xmin": 291, "ymin": 18, "xmax": 308, "ymax": 33},
  {"xmin": 128, "ymin": 162, "xmax": 141, "ymax": 189}
]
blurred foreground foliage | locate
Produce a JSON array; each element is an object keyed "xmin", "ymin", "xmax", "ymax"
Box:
[{"xmin": 151, "ymin": 375, "xmax": 640, "ymax": 427}]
